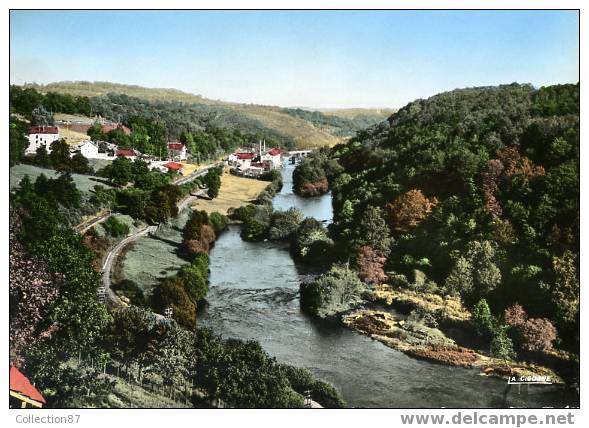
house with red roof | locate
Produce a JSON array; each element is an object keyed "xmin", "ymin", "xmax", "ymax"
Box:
[
  {"xmin": 228, "ymin": 152, "xmax": 256, "ymax": 170},
  {"xmin": 162, "ymin": 161, "xmax": 184, "ymax": 174},
  {"xmin": 25, "ymin": 126, "xmax": 60, "ymax": 155},
  {"xmin": 261, "ymin": 147, "xmax": 283, "ymax": 169},
  {"xmin": 116, "ymin": 148, "xmax": 138, "ymax": 161},
  {"xmin": 10, "ymin": 366, "xmax": 46, "ymax": 408},
  {"xmin": 167, "ymin": 143, "xmax": 187, "ymax": 161}
]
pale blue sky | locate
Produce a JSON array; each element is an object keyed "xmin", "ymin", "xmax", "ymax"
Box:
[{"xmin": 10, "ymin": 10, "xmax": 579, "ymax": 108}]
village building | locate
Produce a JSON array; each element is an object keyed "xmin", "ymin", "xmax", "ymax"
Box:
[
  {"xmin": 261, "ymin": 147, "xmax": 283, "ymax": 169},
  {"xmin": 167, "ymin": 143, "xmax": 187, "ymax": 161},
  {"xmin": 229, "ymin": 152, "xmax": 255, "ymax": 170},
  {"xmin": 10, "ymin": 366, "xmax": 46, "ymax": 408},
  {"xmin": 245, "ymin": 162, "xmax": 269, "ymax": 177},
  {"xmin": 116, "ymin": 148, "xmax": 139, "ymax": 161},
  {"xmin": 161, "ymin": 161, "xmax": 184, "ymax": 174},
  {"xmin": 97, "ymin": 141, "xmax": 118, "ymax": 157},
  {"xmin": 25, "ymin": 126, "xmax": 60, "ymax": 155},
  {"xmin": 77, "ymin": 140, "xmax": 100, "ymax": 158}
]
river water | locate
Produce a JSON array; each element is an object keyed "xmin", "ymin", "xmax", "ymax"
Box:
[{"xmin": 197, "ymin": 163, "xmax": 575, "ymax": 408}]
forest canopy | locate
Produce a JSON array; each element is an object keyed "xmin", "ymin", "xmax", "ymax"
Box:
[{"xmin": 326, "ymin": 83, "xmax": 579, "ymax": 352}]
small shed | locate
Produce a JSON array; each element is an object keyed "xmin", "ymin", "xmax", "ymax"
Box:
[{"xmin": 9, "ymin": 366, "xmax": 46, "ymax": 408}]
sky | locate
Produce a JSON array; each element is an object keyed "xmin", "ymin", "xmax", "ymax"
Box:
[{"xmin": 9, "ymin": 10, "xmax": 579, "ymax": 109}]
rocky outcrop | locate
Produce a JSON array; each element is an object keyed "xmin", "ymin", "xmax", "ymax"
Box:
[{"xmin": 342, "ymin": 309, "xmax": 563, "ymax": 383}]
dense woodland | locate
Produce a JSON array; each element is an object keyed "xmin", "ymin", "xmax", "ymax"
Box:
[{"xmin": 297, "ymin": 83, "xmax": 579, "ymax": 361}]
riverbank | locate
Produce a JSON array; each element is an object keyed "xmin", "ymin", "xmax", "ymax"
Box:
[
  {"xmin": 339, "ymin": 284, "xmax": 575, "ymax": 385},
  {"xmin": 342, "ymin": 309, "xmax": 563, "ymax": 383}
]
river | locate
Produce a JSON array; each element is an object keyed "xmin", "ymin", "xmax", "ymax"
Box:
[{"xmin": 198, "ymin": 162, "xmax": 575, "ymax": 408}]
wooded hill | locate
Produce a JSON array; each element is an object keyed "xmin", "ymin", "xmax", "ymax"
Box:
[
  {"xmin": 21, "ymin": 81, "xmax": 392, "ymax": 149},
  {"xmin": 300, "ymin": 83, "xmax": 579, "ymax": 355}
]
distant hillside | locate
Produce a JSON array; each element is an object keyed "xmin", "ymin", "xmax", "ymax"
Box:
[{"xmin": 23, "ymin": 81, "xmax": 392, "ymax": 149}]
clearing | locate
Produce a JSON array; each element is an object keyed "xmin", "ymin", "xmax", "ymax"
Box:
[
  {"xmin": 190, "ymin": 172, "xmax": 268, "ymax": 215},
  {"xmin": 9, "ymin": 163, "xmax": 113, "ymax": 194}
]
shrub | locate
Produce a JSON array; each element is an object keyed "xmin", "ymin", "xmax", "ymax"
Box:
[
  {"xmin": 300, "ymin": 264, "xmax": 365, "ymax": 318},
  {"xmin": 209, "ymin": 212, "xmax": 228, "ymax": 234},
  {"xmin": 503, "ymin": 304, "xmax": 558, "ymax": 353},
  {"xmin": 112, "ymin": 279, "xmax": 147, "ymax": 307},
  {"xmin": 102, "ymin": 216, "xmax": 130, "ymax": 238},
  {"xmin": 490, "ymin": 325, "xmax": 516, "ymax": 361},
  {"xmin": 356, "ymin": 245, "xmax": 388, "ymax": 285},
  {"xmin": 268, "ymin": 208, "xmax": 303, "ymax": 241},
  {"xmin": 519, "ymin": 318, "xmax": 558, "ymax": 352},
  {"xmin": 504, "ymin": 303, "xmax": 527, "ymax": 327},
  {"xmin": 472, "ymin": 298, "xmax": 494, "ymax": 337}
]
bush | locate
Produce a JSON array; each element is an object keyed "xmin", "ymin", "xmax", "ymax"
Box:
[
  {"xmin": 472, "ymin": 298, "xmax": 494, "ymax": 338},
  {"xmin": 519, "ymin": 318, "xmax": 558, "ymax": 352},
  {"xmin": 490, "ymin": 325, "xmax": 516, "ymax": 361},
  {"xmin": 268, "ymin": 208, "xmax": 303, "ymax": 241},
  {"xmin": 209, "ymin": 212, "xmax": 228, "ymax": 233},
  {"xmin": 111, "ymin": 279, "xmax": 147, "ymax": 307},
  {"xmin": 356, "ymin": 245, "xmax": 388, "ymax": 285},
  {"xmin": 102, "ymin": 216, "xmax": 130, "ymax": 238},
  {"xmin": 300, "ymin": 264, "xmax": 365, "ymax": 318},
  {"xmin": 503, "ymin": 304, "xmax": 558, "ymax": 353}
]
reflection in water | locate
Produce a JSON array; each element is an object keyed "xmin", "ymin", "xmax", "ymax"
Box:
[{"xmin": 198, "ymin": 163, "xmax": 574, "ymax": 408}]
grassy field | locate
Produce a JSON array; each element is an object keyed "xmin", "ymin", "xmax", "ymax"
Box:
[
  {"xmin": 190, "ymin": 172, "xmax": 268, "ymax": 215},
  {"xmin": 58, "ymin": 126, "xmax": 91, "ymax": 144},
  {"xmin": 10, "ymin": 163, "xmax": 112, "ymax": 194}
]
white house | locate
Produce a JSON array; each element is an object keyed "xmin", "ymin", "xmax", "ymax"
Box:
[
  {"xmin": 26, "ymin": 126, "xmax": 60, "ymax": 155},
  {"xmin": 229, "ymin": 152, "xmax": 255, "ymax": 170},
  {"xmin": 167, "ymin": 143, "xmax": 187, "ymax": 161},
  {"xmin": 78, "ymin": 141, "xmax": 100, "ymax": 158},
  {"xmin": 261, "ymin": 147, "xmax": 282, "ymax": 169}
]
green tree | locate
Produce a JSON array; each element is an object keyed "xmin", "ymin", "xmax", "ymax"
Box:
[
  {"xmin": 472, "ymin": 298, "xmax": 494, "ymax": 337},
  {"xmin": 70, "ymin": 153, "xmax": 91, "ymax": 174},
  {"xmin": 49, "ymin": 140, "xmax": 73, "ymax": 172},
  {"xmin": 490, "ymin": 325, "xmax": 516, "ymax": 361},
  {"xmin": 35, "ymin": 146, "xmax": 50, "ymax": 167},
  {"xmin": 300, "ymin": 263, "xmax": 364, "ymax": 317}
]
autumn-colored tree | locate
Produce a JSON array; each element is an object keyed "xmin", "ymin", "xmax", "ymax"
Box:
[
  {"xmin": 9, "ymin": 212, "xmax": 61, "ymax": 365},
  {"xmin": 356, "ymin": 245, "xmax": 388, "ymax": 285},
  {"xmin": 503, "ymin": 303, "xmax": 557, "ymax": 353},
  {"xmin": 482, "ymin": 148, "xmax": 545, "ymax": 217},
  {"xmin": 184, "ymin": 239, "xmax": 210, "ymax": 257},
  {"xmin": 199, "ymin": 224, "xmax": 217, "ymax": 246},
  {"xmin": 519, "ymin": 318, "xmax": 557, "ymax": 352},
  {"xmin": 551, "ymin": 250, "xmax": 579, "ymax": 325},
  {"xmin": 504, "ymin": 303, "xmax": 527, "ymax": 327},
  {"xmin": 386, "ymin": 189, "xmax": 438, "ymax": 232},
  {"xmin": 301, "ymin": 177, "xmax": 329, "ymax": 197},
  {"xmin": 481, "ymin": 159, "xmax": 505, "ymax": 217},
  {"xmin": 496, "ymin": 146, "xmax": 546, "ymax": 179}
]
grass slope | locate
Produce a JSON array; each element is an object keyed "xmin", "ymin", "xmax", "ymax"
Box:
[{"xmin": 25, "ymin": 81, "xmax": 391, "ymax": 149}]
